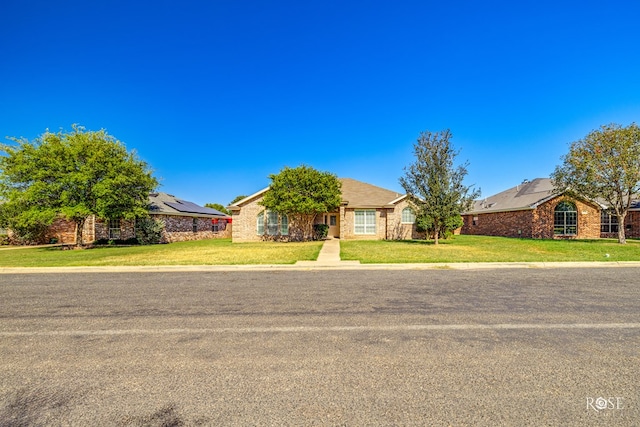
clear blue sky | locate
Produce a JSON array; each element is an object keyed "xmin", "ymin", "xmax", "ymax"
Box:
[{"xmin": 2, "ymin": 1, "xmax": 639, "ymax": 206}]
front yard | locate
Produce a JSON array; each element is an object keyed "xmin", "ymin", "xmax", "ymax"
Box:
[
  {"xmin": 0, "ymin": 239, "xmax": 323, "ymax": 267},
  {"xmin": 340, "ymin": 235, "xmax": 640, "ymax": 263},
  {"xmin": 2, "ymin": 235, "xmax": 640, "ymax": 267}
]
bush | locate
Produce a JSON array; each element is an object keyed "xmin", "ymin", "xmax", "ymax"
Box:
[
  {"xmin": 313, "ymin": 224, "xmax": 329, "ymax": 240},
  {"xmin": 135, "ymin": 217, "xmax": 164, "ymax": 245}
]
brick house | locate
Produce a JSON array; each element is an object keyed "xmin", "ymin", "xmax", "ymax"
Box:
[
  {"xmin": 44, "ymin": 192, "xmax": 231, "ymax": 244},
  {"xmin": 461, "ymin": 178, "xmax": 640, "ymax": 239},
  {"xmin": 228, "ymin": 178, "xmax": 424, "ymax": 242}
]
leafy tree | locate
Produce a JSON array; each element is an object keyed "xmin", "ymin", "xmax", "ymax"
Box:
[
  {"xmin": 0, "ymin": 125, "xmax": 158, "ymax": 246},
  {"xmin": 400, "ymin": 129, "xmax": 480, "ymax": 244},
  {"xmin": 416, "ymin": 213, "xmax": 463, "ymax": 240},
  {"xmin": 204, "ymin": 203, "xmax": 230, "ymax": 215},
  {"xmin": 552, "ymin": 123, "xmax": 640, "ymax": 244},
  {"xmin": 260, "ymin": 165, "xmax": 342, "ymax": 241}
]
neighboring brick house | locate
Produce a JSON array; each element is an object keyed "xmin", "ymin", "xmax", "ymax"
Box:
[
  {"xmin": 461, "ymin": 178, "xmax": 640, "ymax": 239},
  {"xmin": 43, "ymin": 192, "xmax": 231, "ymax": 244},
  {"xmin": 228, "ymin": 178, "xmax": 425, "ymax": 242}
]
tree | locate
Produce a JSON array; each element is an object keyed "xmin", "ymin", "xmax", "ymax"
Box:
[
  {"xmin": 399, "ymin": 129, "xmax": 480, "ymax": 244},
  {"xmin": 260, "ymin": 165, "xmax": 342, "ymax": 241},
  {"xmin": 0, "ymin": 125, "xmax": 158, "ymax": 246},
  {"xmin": 552, "ymin": 123, "xmax": 640, "ymax": 244}
]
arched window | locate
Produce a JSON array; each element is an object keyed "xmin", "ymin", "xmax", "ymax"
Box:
[
  {"xmin": 401, "ymin": 207, "xmax": 416, "ymax": 224},
  {"xmin": 554, "ymin": 201, "xmax": 577, "ymax": 235},
  {"xmin": 257, "ymin": 211, "xmax": 288, "ymax": 236}
]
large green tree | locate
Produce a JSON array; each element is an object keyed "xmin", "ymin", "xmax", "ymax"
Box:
[
  {"xmin": 400, "ymin": 129, "xmax": 480, "ymax": 244},
  {"xmin": 0, "ymin": 125, "xmax": 158, "ymax": 246},
  {"xmin": 552, "ymin": 122, "xmax": 640, "ymax": 244},
  {"xmin": 260, "ymin": 165, "xmax": 342, "ymax": 241}
]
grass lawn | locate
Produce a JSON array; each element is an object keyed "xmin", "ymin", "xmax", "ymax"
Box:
[
  {"xmin": 0, "ymin": 239, "xmax": 323, "ymax": 267},
  {"xmin": 340, "ymin": 235, "xmax": 640, "ymax": 263}
]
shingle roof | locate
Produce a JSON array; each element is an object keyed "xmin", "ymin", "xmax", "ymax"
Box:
[
  {"xmin": 229, "ymin": 178, "xmax": 405, "ymax": 209},
  {"xmin": 466, "ymin": 178, "xmax": 556, "ymax": 214},
  {"xmin": 148, "ymin": 192, "xmax": 228, "ymax": 218},
  {"xmin": 339, "ymin": 178, "xmax": 404, "ymax": 208}
]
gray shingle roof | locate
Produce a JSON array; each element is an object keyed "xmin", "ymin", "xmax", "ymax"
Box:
[{"xmin": 466, "ymin": 178, "xmax": 556, "ymax": 214}]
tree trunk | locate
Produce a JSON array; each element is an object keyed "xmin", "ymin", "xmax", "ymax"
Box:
[
  {"xmin": 434, "ymin": 229, "xmax": 439, "ymax": 245},
  {"xmin": 617, "ymin": 212, "xmax": 627, "ymax": 244},
  {"xmin": 75, "ymin": 218, "xmax": 85, "ymax": 247}
]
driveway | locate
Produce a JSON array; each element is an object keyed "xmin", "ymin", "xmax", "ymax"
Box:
[{"xmin": 1, "ymin": 268, "xmax": 639, "ymax": 425}]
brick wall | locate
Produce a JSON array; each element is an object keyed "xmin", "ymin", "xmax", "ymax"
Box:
[
  {"xmin": 156, "ymin": 215, "xmax": 231, "ymax": 243},
  {"xmin": 231, "ymin": 194, "xmax": 265, "ymax": 242},
  {"xmin": 533, "ymin": 197, "xmax": 600, "ymax": 239},
  {"xmin": 44, "ymin": 217, "xmax": 95, "ymax": 244},
  {"xmin": 386, "ymin": 200, "xmax": 426, "ymax": 240},
  {"xmin": 462, "ymin": 196, "xmax": 602, "ymax": 239},
  {"xmin": 94, "ymin": 218, "xmax": 136, "ymax": 241},
  {"xmin": 462, "ymin": 209, "xmax": 534, "ymax": 238}
]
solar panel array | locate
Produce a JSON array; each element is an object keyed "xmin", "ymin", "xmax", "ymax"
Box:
[{"xmin": 164, "ymin": 200, "xmax": 226, "ymax": 216}]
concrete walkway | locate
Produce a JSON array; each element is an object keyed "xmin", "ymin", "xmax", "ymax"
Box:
[{"xmin": 295, "ymin": 238, "xmax": 360, "ymax": 267}]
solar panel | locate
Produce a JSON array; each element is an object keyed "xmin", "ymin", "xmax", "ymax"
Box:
[{"xmin": 164, "ymin": 200, "xmax": 226, "ymax": 216}]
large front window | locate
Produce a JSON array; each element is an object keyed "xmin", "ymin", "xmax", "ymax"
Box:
[
  {"xmin": 554, "ymin": 201, "xmax": 577, "ymax": 236},
  {"xmin": 355, "ymin": 210, "xmax": 376, "ymax": 234},
  {"xmin": 601, "ymin": 210, "xmax": 619, "ymax": 233},
  {"xmin": 257, "ymin": 211, "xmax": 288, "ymax": 236}
]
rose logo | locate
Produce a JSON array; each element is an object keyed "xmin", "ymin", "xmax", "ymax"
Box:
[{"xmin": 595, "ymin": 397, "xmax": 608, "ymax": 410}]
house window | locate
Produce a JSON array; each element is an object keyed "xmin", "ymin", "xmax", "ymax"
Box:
[
  {"xmin": 108, "ymin": 219, "xmax": 121, "ymax": 239},
  {"xmin": 472, "ymin": 216, "xmax": 478, "ymax": 226},
  {"xmin": 192, "ymin": 218, "xmax": 198, "ymax": 233},
  {"xmin": 280, "ymin": 215, "xmax": 289, "ymax": 235},
  {"xmin": 257, "ymin": 212, "xmax": 264, "ymax": 235},
  {"xmin": 401, "ymin": 207, "xmax": 416, "ymax": 224},
  {"xmin": 554, "ymin": 201, "xmax": 577, "ymax": 236},
  {"xmin": 355, "ymin": 210, "xmax": 376, "ymax": 234},
  {"xmin": 212, "ymin": 221, "xmax": 219, "ymax": 233},
  {"xmin": 257, "ymin": 211, "xmax": 288, "ymax": 236},
  {"xmin": 601, "ymin": 210, "xmax": 619, "ymax": 233}
]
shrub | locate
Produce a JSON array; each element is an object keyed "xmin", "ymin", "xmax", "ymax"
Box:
[
  {"xmin": 313, "ymin": 224, "xmax": 329, "ymax": 240},
  {"xmin": 136, "ymin": 217, "xmax": 164, "ymax": 245}
]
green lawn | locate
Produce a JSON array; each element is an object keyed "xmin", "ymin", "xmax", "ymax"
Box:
[
  {"xmin": 2, "ymin": 235, "xmax": 640, "ymax": 267},
  {"xmin": 0, "ymin": 239, "xmax": 323, "ymax": 267},
  {"xmin": 340, "ymin": 235, "xmax": 640, "ymax": 263}
]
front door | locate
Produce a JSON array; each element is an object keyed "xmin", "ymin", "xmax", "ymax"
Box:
[{"xmin": 328, "ymin": 214, "xmax": 340, "ymax": 238}]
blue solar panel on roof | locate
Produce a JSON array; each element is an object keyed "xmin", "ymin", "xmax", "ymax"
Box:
[{"xmin": 164, "ymin": 201, "xmax": 223, "ymax": 215}]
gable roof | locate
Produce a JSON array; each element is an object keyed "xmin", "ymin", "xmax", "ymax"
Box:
[
  {"xmin": 340, "ymin": 178, "xmax": 404, "ymax": 208},
  {"xmin": 228, "ymin": 177, "xmax": 405, "ymax": 210},
  {"xmin": 466, "ymin": 178, "xmax": 558, "ymax": 214},
  {"xmin": 149, "ymin": 192, "xmax": 229, "ymax": 218}
]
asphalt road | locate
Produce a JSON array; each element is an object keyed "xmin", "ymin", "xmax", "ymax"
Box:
[{"xmin": 1, "ymin": 268, "xmax": 639, "ymax": 426}]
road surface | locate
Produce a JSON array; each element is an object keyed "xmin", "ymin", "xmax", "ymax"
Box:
[{"xmin": 1, "ymin": 268, "xmax": 639, "ymax": 425}]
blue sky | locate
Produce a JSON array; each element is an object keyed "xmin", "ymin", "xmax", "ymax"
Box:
[{"xmin": 2, "ymin": 1, "xmax": 639, "ymax": 206}]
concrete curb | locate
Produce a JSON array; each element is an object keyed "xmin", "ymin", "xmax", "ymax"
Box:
[{"xmin": 2, "ymin": 261, "xmax": 640, "ymax": 274}]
